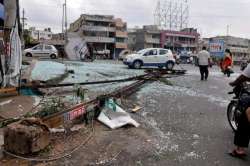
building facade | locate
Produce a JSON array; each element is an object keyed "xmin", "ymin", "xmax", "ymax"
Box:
[
  {"xmin": 127, "ymin": 28, "xmax": 137, "ymax": 51},
  {"xmin": 114, "ymin": 18, "xmax": 128, "ymax": 57},
  {"xmin": 128, "ymin": 26, "xmax": 200, "ymax": 53},
  {"xmin": 208, "ymin": 36, "xmax": 250, "ymax": 64},
  {"xmin": 128, "ymin": 25, "xmax": 161, "ymax": 51},
  {"xmin": 161, "ymin": 28, "xmax": 200, "ymax": 53},
  {"xmin": 29, "ymin": 27, "xmax": 53, "ymax": 41},
  {"xmin": 69, "ymin": 14, "xmax": 128, "ymax": 59}
]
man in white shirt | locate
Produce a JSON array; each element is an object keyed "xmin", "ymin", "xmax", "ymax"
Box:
[
  {"xmin": 229, "ymin": 64, "xmax": 250, "ymax": 158},
  {"xmin": 198, "ymin": 47, "xmax": 211, "ymax": 81}
]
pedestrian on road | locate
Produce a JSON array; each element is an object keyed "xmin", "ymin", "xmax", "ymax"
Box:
[
  {"xmin": 221, "ymin": 49, "xmax": 233, "ymax": 72},
  {"xmin": 197, "ymin": 46, "xmax": 211, "ymax": 81},
  {"xmin": 87, "ymin": 43, "xmax": 97, "ymax": 62},
  {"xmin": 229, "ymin": 64, "xmax": 250, "ymax": 158}
]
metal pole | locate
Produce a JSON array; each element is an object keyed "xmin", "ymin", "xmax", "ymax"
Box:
[
  {"xmin": 22, "ymin": 9, "xmax": 25, "ymax": 33},
  {"xmin": 65, "ymin": 0, "xmax": 68, "ymax": 41},
  {"xmin": 62, "ymin": 4, "xmax": 65, "ymax": 34}
]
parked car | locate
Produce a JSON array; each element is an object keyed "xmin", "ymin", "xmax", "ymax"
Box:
[
  {"xmin": 123, "ymin": 48, "xmax": 175, "ymax": 70},
  {"xmin": 23, "ymin": 44, "xmax": 58, "ymax": 59},
  {"xmin": 118, "ymin": 50, "xmax": 132, "ymax": 61}
]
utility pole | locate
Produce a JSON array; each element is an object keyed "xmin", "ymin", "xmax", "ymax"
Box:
[
  {"xmin": 21, "ymin": 8, "xmax": 27, "ymax": 37},
  {"xmin": 180, "ymin": 3, "xmax": 183, "ymax": 30},
  {"xmin": 226, "ymin": 25, "xmax": 230, "ymax": 36},
  {"xmin": 21, "ymin": 9, "xmax": 25, "ymax": 32},
  {"xmin": 169, "ymin": 1, "xmax": 172, "ymax": 30},
  {"xmin": 64, "ymin": 0, "xmax": 68, "ymax": 41},
  {"xmin": 62, "ymin": 4, "xmax": 65, "ymax": 34}
]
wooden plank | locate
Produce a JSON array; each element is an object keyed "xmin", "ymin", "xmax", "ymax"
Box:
[
  {"xmin": 0, "ymin": 88, "xmax": 18, "ymax": 97},
  {"xmin": 0, "ymin": 88, "xmax": 17, "ymax": 93},
  {"xmin": 43, "ymin": 115, "xmax": 64, "ymax": 128}
]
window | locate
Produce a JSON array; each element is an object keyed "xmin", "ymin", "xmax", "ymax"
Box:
[
  {"xmin": 33, "ymin": 45, "xmax": 43, "ymax": 50},
  {"xmin": 45, "ymin": 45, "xmax": 52, "ymax": 50},
  {"xmin": 144, "ymin": 49, "xmax": 158, "ymax": 56},
  {"xmin": 159, "ymin": 49, "xmax": 168, "ymax": 55},
  {"xmin": 148, "ymin": 49, "xmax": 158, "ymax": 56}
]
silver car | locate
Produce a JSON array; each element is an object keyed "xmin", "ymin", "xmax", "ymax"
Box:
[{"xmin": 23, "ymin": 44, "xmax": 58, "ymax": 59}]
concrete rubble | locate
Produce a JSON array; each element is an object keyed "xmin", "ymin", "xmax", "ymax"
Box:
[{"xmin": 4, "ymin": 118, "xmax": 50, "ymax": 155}]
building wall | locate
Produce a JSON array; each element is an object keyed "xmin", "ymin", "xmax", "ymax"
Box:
[
  {"xmin": 128, "ymin": 28, "xmax": 138, "ymax": 51},
  {"xmin": 210, "ymin": 36, "xmax": 250, "ymax": 63},
  {"xmin": 161, "ymin": 28, "xmax": 200, "ymax": 53},
  {"xmin": 29, "ymin": 27, "xmax": 53, "ymax": 41},
  {"xmin": 128, "ymin": 26, "xmax": 200, "ymax": 52},
  {"xmin": 114, "ymin": 18, "xmax": 128, "ymax": 58},
  {"xmin": 69, "ymin": 14, "xmax": 128, "ymax": 59},
  {"xmin": 128, "ymin": 25, "xmax": 161, "ymax": 51}
]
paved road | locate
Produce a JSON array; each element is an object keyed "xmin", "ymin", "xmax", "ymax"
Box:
[
  {"xmin": 133, "ymin": 64, "xmax": 250, "ymax": 166},
  {"xmin": 7, "ymin": 60, "xmax": 248, "ymax": 166},
  {"xmin": 50, "ymin": 62, "xmax": 250, "ymax": 166}
]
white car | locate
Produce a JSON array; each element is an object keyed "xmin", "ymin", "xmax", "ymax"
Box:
[
  {"xmin": 123, "ymin": 48, "xmax": 175, "ymax": 70},
  {"xmin": 23, "ymin": 44, "xmax": 58, "ymax": 59}
]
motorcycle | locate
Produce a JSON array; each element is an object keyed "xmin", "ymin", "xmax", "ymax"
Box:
[
  {"xmin": 240, "ymin": 61, "xmax": 248, "ymax": 71},
  {"xmin": 227, "ymin": 84, "xmax": 250, "ymax": 132}
]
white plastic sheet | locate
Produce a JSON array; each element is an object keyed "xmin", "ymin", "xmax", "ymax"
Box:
[
  {"xmin": 98, "ymin": 99, "xmax": 140, "ymax": 129},
  {"xmin": 8, "ymin": 21, "xmax": 22, "ymax": 86}
]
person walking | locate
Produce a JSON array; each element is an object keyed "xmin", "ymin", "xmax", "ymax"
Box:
[
  {"xmin": 221, "ymin": 49, "xmax": 233, "ymax": 72},
  {"xmin": 197, "ymin": 46, "xmax": 211, "ymax": 81}
]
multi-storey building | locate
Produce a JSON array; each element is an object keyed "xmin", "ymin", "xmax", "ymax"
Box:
[
  {"xmin": 69, "ymin": 14, "xmax": 128, "ymax": 59},
  {"xmin": 127, "ymin": 28, "xmax": 139, "ymax": 51},
  {"xmin": 132, "ymin": 25, "xmax": 161, "ymax": 51},
  {"xmin": 160, "ymin": 28, "xmax": 200, "ymax": 53},
  {"xmin": 114, "ymin": 18, "xmax": 128, "ymax": 57},
  {"xmin": 29, "ymin": 27, "xmax": 53, "ymax": 41},
  {"xmin": 128, "ymin": 26, "xmax": 200, "ymax": 53}
]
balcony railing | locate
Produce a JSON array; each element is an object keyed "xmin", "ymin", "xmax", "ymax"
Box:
[
  {"xmin": 145, "ymin": 38, "xmax": 160, "ymax": 44},
  {"xmin": 84, "ymin": 36, "xmax": 115, "ymax": 43},
  {"xmin": 229, "ymin": 47, "xmax": 249, "ymax": 53},
  {"xmin": 115, "ymin": 31, "xmax": 128, "ymax": 38},
  {"xmin": 82, "ymin": 25, "xmax": 116, "ymax": 32},
  {"xmin": 84, "ymin": 16, "xmax": 114, "ymax": 23}
]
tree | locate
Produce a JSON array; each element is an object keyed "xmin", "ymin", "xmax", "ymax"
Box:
[{"xmin": 23, "ymin": 29, "xmax": 31, "ymax": 45}]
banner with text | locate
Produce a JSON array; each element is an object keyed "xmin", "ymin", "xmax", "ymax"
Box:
[{"xmin": 209, "ymin": 40, "xmax": 225, "ymax": 58}]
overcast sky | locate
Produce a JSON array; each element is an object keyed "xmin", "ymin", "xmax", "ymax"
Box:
[{"xmin": 20, "ymin": 0, "xmax": 250, "ymax": 38}]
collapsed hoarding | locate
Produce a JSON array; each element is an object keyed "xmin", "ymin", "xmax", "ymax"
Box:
[{"xmin": 65, "ymin": 32, "xmax": 88, "ymax": 61}]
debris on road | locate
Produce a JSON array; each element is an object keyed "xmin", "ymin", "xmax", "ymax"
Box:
[
  {"xmin": 4, "ymin": 118, "xmax": 50, "ymax": 155},
  {"xmin": 0, "ymin": 59, "xmax": 188, "ymax": 164},
  {"xmin": 0, "ymin": 100, "xmax": 13, "ymax": 107},
  {"xmin": 131, "ymin": 106, "xmax": 142, "ymax": 113},
  {"xmin": 98, "ymin": 99, "xmax": 139, "ymax": 129}
]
